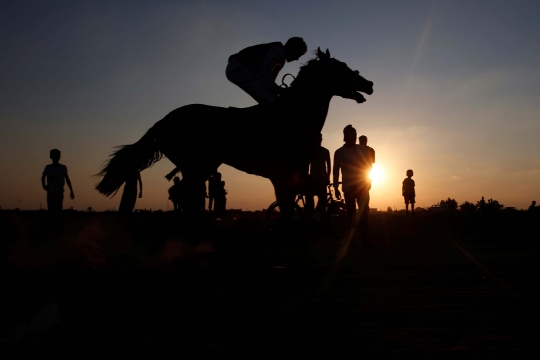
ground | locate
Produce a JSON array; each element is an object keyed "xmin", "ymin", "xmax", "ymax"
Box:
[{"xmin": 1, "ymin": 210, "xmax": 539, "ymax": 355}]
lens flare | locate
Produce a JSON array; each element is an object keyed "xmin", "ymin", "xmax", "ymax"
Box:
[{"xmin": 369, "ymin": 164, "xmax": 384, "ymax": 185}]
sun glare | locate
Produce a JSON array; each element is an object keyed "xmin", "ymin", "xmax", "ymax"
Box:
[{"xmin": 369, "ymin": 164, "xmax": 385, "ymax": 185}]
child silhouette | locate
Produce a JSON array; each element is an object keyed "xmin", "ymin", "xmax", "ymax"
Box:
[
  {"xmin": 41, "ymin": 149, "xmax": 74, "ymax": 211},
  {"xmin": 402, "ymin": 169, "xmax": 415, "ymax": 215}
]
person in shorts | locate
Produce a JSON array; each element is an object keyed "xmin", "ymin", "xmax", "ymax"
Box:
[
  {"xmin": 41, "ymin": 149, "xmax": 75, "ymax": 212},
  {"xmin": 402, "ymin": 169, "xmax": 415, "ymax": 215}
]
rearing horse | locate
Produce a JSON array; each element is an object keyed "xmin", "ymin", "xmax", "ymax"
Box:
[{"xmin": 95, "ymin": 48, "xmax": 373, "ymax": 217}]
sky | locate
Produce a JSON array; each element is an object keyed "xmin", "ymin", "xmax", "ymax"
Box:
[{"xmin": 1, "ymin": 0, "xmax": 540, "ymax": 211}]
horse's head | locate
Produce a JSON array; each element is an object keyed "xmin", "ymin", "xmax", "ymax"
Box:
[{"xmin": 315, "ymin": 47, "xmax": 373, "ymax": 104}]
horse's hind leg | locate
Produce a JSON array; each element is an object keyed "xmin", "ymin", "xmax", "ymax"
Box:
[{"xmin": 271, "ymin": 177, "xmax": 295, "ymax": 221}]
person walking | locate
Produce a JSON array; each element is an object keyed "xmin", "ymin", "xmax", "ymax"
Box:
[{"xmin": 41, "ymin": 149, "xmax": 74, "ymax": 212}]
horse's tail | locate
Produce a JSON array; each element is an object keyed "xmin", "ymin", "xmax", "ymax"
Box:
[{"xmin": 95, "ymin": 128, "xmax": 162, "ymax": 197}]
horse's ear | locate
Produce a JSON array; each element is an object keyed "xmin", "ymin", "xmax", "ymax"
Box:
[
  {"xmin": 326, "ymin": 49, "xmax": 331, "ymax": 57},
  {"xmin": 317, "ymin": 47, "xmax": 325, "ymax": 59}
]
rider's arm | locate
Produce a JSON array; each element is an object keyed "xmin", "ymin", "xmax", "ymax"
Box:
[{"xmin": 258, "ymin": 46, "xmax": 286, "ymax": 93}]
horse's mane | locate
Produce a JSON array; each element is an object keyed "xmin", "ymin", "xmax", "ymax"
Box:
[{"xmin": 290, "ymin": 56, "xmax": 322, "ymax": 88}]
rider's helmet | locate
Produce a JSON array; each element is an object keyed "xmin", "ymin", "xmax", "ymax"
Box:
[{"xmin": 284, "ymin": 37, "xmax": 307, "ymax": 62}]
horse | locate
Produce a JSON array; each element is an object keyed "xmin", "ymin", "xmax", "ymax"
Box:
[{"xmin": 95, "ymin": 48, "xmax": 373, "ymax": 218}]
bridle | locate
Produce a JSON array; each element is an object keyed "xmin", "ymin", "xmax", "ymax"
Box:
[
  {"xmin": 327, "ymin": 58, "xmax": 360, "ymax": 86},
  {"xmin": 280, "ymin": 58, "xmax": 361, "ymax": 90}
]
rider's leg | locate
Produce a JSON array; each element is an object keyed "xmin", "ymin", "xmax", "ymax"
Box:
[{"xmin": 226, "ymin": 60, "xmax": 278, "ymax": 104}]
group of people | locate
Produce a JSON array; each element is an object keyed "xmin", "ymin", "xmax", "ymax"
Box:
[
  {"xmin": 304, "ymin": 125, "xmax": 376, "ymax": 245},
  {"xmin": 168, "ymin": 172, "xmax": 228, "ymax": 217}
]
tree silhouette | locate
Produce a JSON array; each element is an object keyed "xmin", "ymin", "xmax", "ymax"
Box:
[
  {"xmin": 440, "ymin": 198, "xmax": 458, "ymax": 211},
  {"xmin": 459, "ymin": 201, "xmax": 476, "ymax": 212}
]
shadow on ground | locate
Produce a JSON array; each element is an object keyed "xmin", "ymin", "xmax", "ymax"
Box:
[{"xmin": 1, "ymin": 210, "xmax": 539, "ymax": 354}]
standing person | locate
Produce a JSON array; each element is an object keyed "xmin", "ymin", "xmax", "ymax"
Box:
[
  {"xmin": 479, "ymin": 196, "xmax": 486, "ymax": 211},
  {"xmin": 200, "ymin": 181, "xmax": 208, "ymax": 211},
  {"xmin": 208, "ymin": 172, "xmax": 222, "ymax": 212},
  {"xmin": 402, "ymin": 169, "xmax": 416, "ymax": 215},
  {"xmin": 168, "ymin": 176, "xmax": 183, "ymax": 211},
  {"xmin": 214, "ymin": 181, "xmax": 228, "ymax": 219},
  {"xmin": 226, "ymin": 37, "xmax": 307, "ymax": 104},
  {"xmin": 529, "ymin": 201, "xmax": 537, "ymax": 212},
  {"xmin": 41, "ymin": 149, "xmax": 75, "ymax": 212},
  {"xmin": 305, "ymin": 133, "xmax": 331, "ymax": 216},
  {"xmin": 119, "ymin": 170, "xmax": 142, "ymax": 213},
  {"xmin": 355, "ymin": 135, "xmax": 375, "ymax": 239},
  {"xmin": 357, "ymin": 135, "xmax": 375, "ymax": 176},
  {"xmin": 333, "ymin": 125, "xmax": 372, "ymax": 246}
]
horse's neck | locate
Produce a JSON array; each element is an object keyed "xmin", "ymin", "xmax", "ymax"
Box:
[{"xmin": 289, "ymin": 87, "xmax": 333, "ymax": 132}]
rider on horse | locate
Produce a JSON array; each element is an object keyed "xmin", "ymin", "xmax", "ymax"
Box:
[{"xmin": 226, "ymin": 37, "xmax": 308, "ymax": 104}]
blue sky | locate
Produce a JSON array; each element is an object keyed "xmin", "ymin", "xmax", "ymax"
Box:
[{"xmin": 1, "ymin": 0, "xmax": 539, "ymax": 210}]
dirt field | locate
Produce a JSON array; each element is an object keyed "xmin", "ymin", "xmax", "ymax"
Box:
[{"xmin": 2, "ymin": 210, "xmax": 539, "ymax": 354}]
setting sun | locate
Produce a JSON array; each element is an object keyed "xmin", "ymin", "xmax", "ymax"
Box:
[{"xmin": 369, "ymin": 164, "xmax": 385, "ymax": 185}]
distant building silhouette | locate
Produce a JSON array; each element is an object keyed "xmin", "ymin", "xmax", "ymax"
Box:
[{"xmin": 41, "ymin": 149, "xmax": 74, "ymax": 212}]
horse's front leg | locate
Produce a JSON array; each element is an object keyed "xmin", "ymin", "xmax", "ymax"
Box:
[{"xmin": 271, "ymin": 177, "xmax": 295, "ymax": 221}]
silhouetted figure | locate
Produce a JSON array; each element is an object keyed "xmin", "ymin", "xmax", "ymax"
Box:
[
  {"xmin": 357, "ymin": 135, "xmax": 375, "ymax": 174},
  {"xmin": 200, "ymin": 181, "xmax": 208, "ymax": 211},
  {"xmin": 168, "ymin": 176, "xmax": 183, "ymax": 211},
  {"xmin": 402, "ymin": 169, "xmax": 416, "ymax": 215},
  {"xmin": 208, "ymin": 172, "xmax": 222, "ymax": 211},
  {"xmin": 356, "ymin": 134, "xmax": 375, "ymax": 241},
  {"xmin": 226, "ymin": 37, "xmax": 307, "ymax": 104},
  {"xmin": 41, "ymin": 149, "xmax": 74, "ymax": 212},
  {"xmin": 529, "ymin": 201, "xmax": 537, "ymax": 212},
  {"xmin": 333, "ymin": 125, "xmax": 373, "ymax": 246},
  {"xmin": 305, "ymin": 133, "xmax": 331, "ymax": 216},
  {"xmin": 214, "ymin": 181, "xmax": 228, "ymax": 219},
  {"xmin": 479, "ymin": 196, "xmax": 486, "ymax": 211},
  {"xmin": 118, "ymin": 170, "xmax": 142, "ymax": 212}
]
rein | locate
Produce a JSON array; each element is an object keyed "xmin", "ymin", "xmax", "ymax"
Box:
[{"xmin": 280, "ymin": 73, "xmax": 296, "ymax": 88}]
